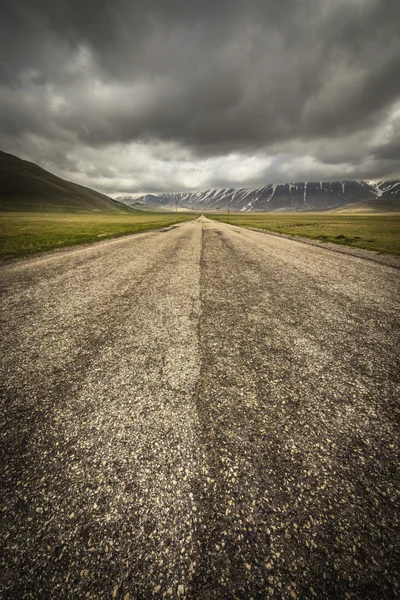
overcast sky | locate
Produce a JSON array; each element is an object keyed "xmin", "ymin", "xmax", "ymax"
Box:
[{"xmin": 1, "ymin": 0, "xmax": 399, "ymax": 195}]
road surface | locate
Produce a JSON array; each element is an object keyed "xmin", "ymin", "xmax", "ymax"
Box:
[{"xmin": 1, "ymin": 217, "xmax": 399, "ymax": 599}]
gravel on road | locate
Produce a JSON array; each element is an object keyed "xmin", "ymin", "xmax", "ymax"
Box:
[{"xmin": 1, "ymin": 217, "xmax": 399, "ymax": 599}]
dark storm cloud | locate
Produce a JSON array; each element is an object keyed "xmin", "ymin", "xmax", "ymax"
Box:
[
  {"xmin": 0, "ymin": 0, "xmax": 399, "ymax": 192},
  {"xmin": 374, "ymin": 141, "xmax": 400, "ymax": 161}
]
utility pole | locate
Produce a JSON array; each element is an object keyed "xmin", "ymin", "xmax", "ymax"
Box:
[
  {"xmin": 227, "ymin": 198, "xmax": 232, "ymax": 224},
  {"xmin": 175, "ymin": 198, "xmax": 177, "ymax": 214}
]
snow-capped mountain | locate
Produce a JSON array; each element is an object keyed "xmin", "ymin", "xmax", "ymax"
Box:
[{"xmin": 121, "ymin": 180, "xmax": 400, "ymax": 212}]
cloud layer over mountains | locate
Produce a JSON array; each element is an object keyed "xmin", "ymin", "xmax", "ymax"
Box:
[{"xmin": 1, "ymin": 0, "xmax": 399, "ymax": 194}]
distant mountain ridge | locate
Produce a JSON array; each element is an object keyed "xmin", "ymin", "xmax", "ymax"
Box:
[
  {"xmin": 122, "ymin": 180, "xmax": 400, "ymax": 212},
  {"xmin": 0, "ymin": 151, "xmax": 132, "ymax": 213}
]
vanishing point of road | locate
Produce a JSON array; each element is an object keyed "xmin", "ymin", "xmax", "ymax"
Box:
[{"xmin": 1, "ymin": 217, "xmax": 399, "ymax": 599}]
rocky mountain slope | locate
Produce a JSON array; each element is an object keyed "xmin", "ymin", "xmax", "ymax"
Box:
[{"xmin": 122, "ymin": 180, "xmax": 400, "ymax": 212}]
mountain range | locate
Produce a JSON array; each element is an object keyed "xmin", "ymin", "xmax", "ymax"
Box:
[
  {"xmin": 0, "ymin": 150, "xmax": 132, "ymax": 213},
  {"xmin": 120, "ymin": 180, "xmax": 400, "ymax": 212},
  {"xmin": 2, "ymin": 149, "xmax": 399, "ymax": 213}
]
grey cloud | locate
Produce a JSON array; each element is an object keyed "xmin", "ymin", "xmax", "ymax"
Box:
[
  {"xmin": 0, "ymin": 0, "xmax": 399, "ymax": 192},
  {"xmin": 374, "ymin": 142, "xmax": 400, "ymax": 161},
  {"xmin": 371, "ymin": 111, "xmax": 400, "ymax": 162}
]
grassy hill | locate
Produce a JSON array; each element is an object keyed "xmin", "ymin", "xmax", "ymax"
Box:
[
  {"xmin": 330, "ymin": 197, "xmax": 400, "ymax": 214},
  {"xmin": 0, "ymin": 150, "xmax": 132, "ymax": 213}
]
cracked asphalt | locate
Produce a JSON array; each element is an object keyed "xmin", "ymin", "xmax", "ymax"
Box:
[{"xmin": 1, "ymin": 216, "xmax": 399, "ymax": 599}]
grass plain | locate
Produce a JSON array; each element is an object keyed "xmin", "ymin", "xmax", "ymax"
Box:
[
  {"xmin": 0, "ymin": 212, "xmax": 195, "ymax": 259},
  {"xmin": 208, "ymin": 212, "xmax": 400, "ymax": 255}
]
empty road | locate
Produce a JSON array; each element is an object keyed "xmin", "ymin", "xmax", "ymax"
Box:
[{"xmin": 1, "ymin": 217, "xmax": 399, "ymax": 599}]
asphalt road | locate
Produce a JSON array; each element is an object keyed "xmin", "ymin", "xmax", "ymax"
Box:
[{"xmin": 1, "ymin": 217, "xmax": 399, "ymax": 599}]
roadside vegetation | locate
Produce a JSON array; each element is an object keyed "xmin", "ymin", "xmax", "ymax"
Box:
[
  {"xmin": 0, "ymin": 212, "xmax": 195, "ymax": 260},
  {"xmin": 208, "ymin": 213, "xmax": 400, "ymax": 255}
]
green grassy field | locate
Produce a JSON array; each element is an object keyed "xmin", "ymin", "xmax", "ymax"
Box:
[
  {"xmin": 0, "ymin": 212, "xmax": 195, "ymax": 259},
  {"xmin": 208, "ymin": 213, "xmax": 400, "ymax": 255}
]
